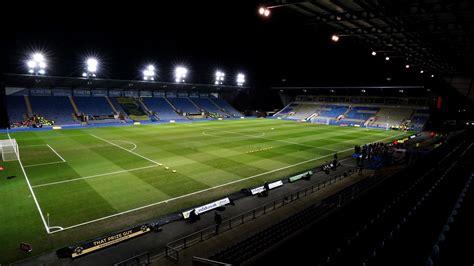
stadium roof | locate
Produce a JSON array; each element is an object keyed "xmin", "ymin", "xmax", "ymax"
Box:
[
  {"xmin": 265, "ymin": 0, "xmax": 474, "ymax": 99},
  {"xmin": 2, "ymin": 74, "xmax": 250, "ymax": 92}
]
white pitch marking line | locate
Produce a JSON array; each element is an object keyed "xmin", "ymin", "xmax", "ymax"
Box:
[
  {"xmin": 48, "ymin": 226, "xmax": 64, "ymax": 231},
  {"xmin": 32, "ymin": 165, "xmax": 161, "ymax": 188},
  {"xmin": 50, "ymin": 147, "xmax": 354, "ymax": 234},
  {"xmin": 112, "ymin": 140, "xmax": 138, "ymax": 151},
  {"xmin": 47, "ymin": 144, "xmax": 66, "ymax": 162},
  {"xmin": 49, "ymin": 129, "xmax": 408, "ymax": 233},
  {"xmin": 24, "ymin": 161, "xmax": 66, "ymax": 168},
  {"xmin": 90, "ymin": 134, "xmax": 162, "ymax": 166},
  {"xmin": 7, "ymin": 132, "xmax": 50, "ymax": 234}
]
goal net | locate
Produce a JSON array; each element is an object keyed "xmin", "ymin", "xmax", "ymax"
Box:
[{"xmin": 0, "ymin": 139, "xmax": 19, "ymax": 162}]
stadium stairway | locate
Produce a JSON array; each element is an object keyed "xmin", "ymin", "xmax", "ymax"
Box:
[
  {"xmin": 187, "ymin": 98, "xmax": 202, "ymax": 111},
  {"xmin": 29, "ymin": 96, "xmax": 78, "ymax": 125},
  {"xmin": 143, "ymin": 97, "xmax": 184, "ymax": 120},
  {"xmin": 211, "ymin": 98, "xmax": 242, "ymax": 117},
  {"xmin": 74, "ymin": 96, "xmax": 115, "ymax": 117},
  {"xmin": 137, "ymin": 98, "xmax": 160, "ymax": 121},
  {"xmin": 24, "ymin": 95, "xmax": 33, "ymax": 115},
  {"xmin": 68, "ymin": 96, "xmax": 80, "ymax": 116},
  {"xmin": 191, "ymin": 98, "xmax": 229, "ymax": 117},
  {"xmin": 167, "ymin": 97, "xmax": 201, "ymax": 114},
  {"xmin": 105, "ymin": 96, "xmax": 119, "ymax": 114}
]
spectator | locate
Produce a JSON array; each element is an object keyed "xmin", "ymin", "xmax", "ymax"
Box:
[{"xmin": 214, "ymin": 212, "xmax": 222, "ymax": 233}]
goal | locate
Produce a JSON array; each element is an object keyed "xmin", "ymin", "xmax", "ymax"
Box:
[{"xmin": 0, "ymin": 139, "xmax": 19, "ymax": 162}]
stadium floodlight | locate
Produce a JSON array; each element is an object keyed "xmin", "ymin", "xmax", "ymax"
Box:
[
  {"xmin": 143, "ymin": 64, "xmax": 156, "ymax": 81},
  {"xmin": 420, "ymin": 70, "xmax": 424, "ymax": 74},
  {"xmin": 237, "ymin": 73, "xmax": 245, "ymax": 86},
  {"xmin": 26, "ymin": 53, "xmax": 47, "ymax": 75},
  {"xmin": 331, "ymin": 34, "xmax": 340, "ymax": 42},
  {"xmin": 431, "ymin": 74, "xmax": 434, "ymax": 78},
  {"xmin": 175, "ymin": 66, "xmax": 187, "ymax": 83},
  {"xmin": 215, "ymin": 71, "xmax": 225, "ymax": 85},
  {"xmin": 82, "ymin": 57, "xmax": 98, "ymax": 78},
  {"xmin": 385, "ymin": 56, "xmax": 390, "ymax": 61},
  {"xmin": 405, "ymin": 64, "xmax": 410, "ymax": 68},
  {"xmin": 258, "ymin": 7, "xmax": 271, "ymax": 17},
  {"xmin": 371, "ymin": 51, "xmax": 377, "ymax": 56}
]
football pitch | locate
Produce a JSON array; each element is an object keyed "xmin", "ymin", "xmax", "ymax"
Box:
[{"xmin": 0, "ymin": 118, "xmax": 410, "ymax": 262}]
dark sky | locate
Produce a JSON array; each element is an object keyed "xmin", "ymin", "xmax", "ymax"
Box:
[{"xmin": 2, "ymin": 0, "xmax": 431, "ymax": 88}]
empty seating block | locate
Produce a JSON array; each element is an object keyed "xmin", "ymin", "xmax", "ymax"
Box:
[
  {"xmin": 29, "ymin": 96, "xmax": 77, "ymax": 124},
  {"xmin": 6, "ymin": 96, "xmax": 27, "ymax": 123},
  {"xmin": 142, "ymin": 97, "xmax": 183, "ymax": 120},
  {"xmin": 168, "ymin": 98, "xmax": 200, "ymax": 114},
  {"xmin": 212, "ymin": 98, "xmax": 242, "ymax": 117},
  {"xmin": 74, "ymin": 97, "xmax": 114, "ymax": 116},
  {"xmin": 192, "ymin": 98, "xmax": 228, "ymax": 116}
]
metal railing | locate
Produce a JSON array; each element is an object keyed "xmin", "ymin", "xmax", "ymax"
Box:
[
  {"xmin": 114, "ymin": 252, "xmax": 150, "ymax": 266},
  {"xmin": 164, "ymin": 167, "xmax": 357, "ymax": 262}
]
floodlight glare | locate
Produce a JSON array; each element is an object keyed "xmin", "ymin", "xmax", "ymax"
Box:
[
  {"xmin": 371, "ymin": 51, "xmax": 377, "ymax": 56},
  {"xmin": 26, "ymin": 52, "xmax": 47, "ymax": 75},
  {"xmin": 385, "ymin": 56, "xmax": 390, "ymax": 61},
  {"xmin": 405, "ymin": 64, "xmax": 410, "ymax": 68},
  {"xmin": 420, "ymin": 70, "xmax": 424, "ymax": 74},
  {"xmin": 33, "ymin": 53, "xmax": 45, "ymax": 62},
  {"xmin": 143, "ymin": 64, "xmax": 156, "ymax": 81},
  {"xmin": 431, "ymin": 74, "xmax": 434, "ymax": 78},
  {"xmin": 215, "ymin": 71, "xmax": 225, "ymax": 85},
  {"xmin": 331, "ymin": 35, "xmax": 340, "ymax": 42},
  {"xmin": 27, "ymin": 60, "xmax": 36, "ymax": 68},
  {"xmin": 258, "ymin": 7, "xmax": 270, "ymax": 17},
  {"xmin": 237, "ymin": 73, "xmax": 246, "ymax": 86},
  {"xmin": 86, "ymin": 58, "xmax": 98, "ymax": 72},
  {"xmin": 175, "ymin": 66, "xmax": 188, "ymax": 83}
]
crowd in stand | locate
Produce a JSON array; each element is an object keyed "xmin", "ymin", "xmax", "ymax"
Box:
[{"xmin": 10, "ymin": 115, "xmax": 54, "ymax": 128}]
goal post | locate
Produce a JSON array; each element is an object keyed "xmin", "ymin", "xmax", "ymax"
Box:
[{"xmin": 0, "ymin": 139, "xmax": 19, "ymax": 162}]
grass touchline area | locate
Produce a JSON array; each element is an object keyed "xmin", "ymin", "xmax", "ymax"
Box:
[{"xmin": 0, "ymin": 119, "xmax": 411, "ymax": 263}]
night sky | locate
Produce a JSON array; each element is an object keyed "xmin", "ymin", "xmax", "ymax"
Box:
[{"xmin": 2, "ymin": 1, "xmax": 427, "ymax": 87}]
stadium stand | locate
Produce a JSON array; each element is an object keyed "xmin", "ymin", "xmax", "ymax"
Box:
[
  {"xmin": 274, "ymin": 101, "xmax": 429, "ymax": 129},
  {"xmin": 371, "ymin": 107, "xmax": 413, "ymax": 129},
  {"xmin": 241, "ymin": 131, "xmax": 473, "ymax": 266},
  {"xmin": 191, "ymin": 98, "xmax": 229, "ymax": 117},
  {"xmin": 211, "ymin": 98, "xmax": 243, "ymax": 117},
  {"xmin": 344, "ymin": 106, "xmax": 379, "ymax": 121},
  {"xmin": 112, "ymin": 97, "xmax": 150, "ymax": 121},
  {"xmin": 29, "ymin": 96, "xmax": 77, "ymax": 124},
  {"xmin": 168, "ymin": 97, "xmax": 201, "ymax": 114},
  {"xmin": 6, "ymin": 96, "xmax": 28, "ymax": 124},
  {"xmin": 74, "ymin": 97, "xmax": 115, "ymax": 117},
  {"xmin": 141, "ymin": 97, "xmax": 184, "ymax": 120}
]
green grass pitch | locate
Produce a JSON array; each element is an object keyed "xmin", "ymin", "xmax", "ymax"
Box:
[{"xmin": 0, "ymin": 118, "xmax": 411, "ymax": 263}]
